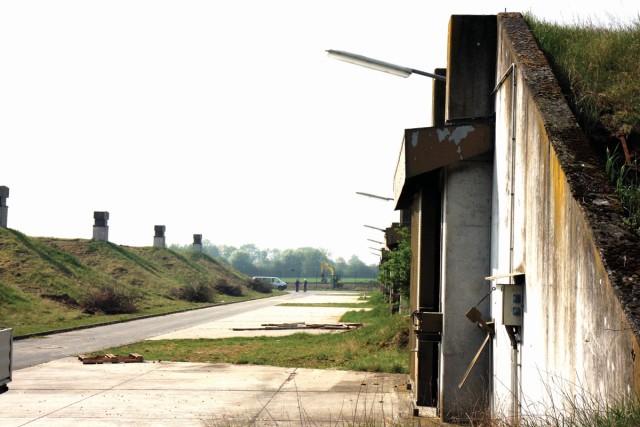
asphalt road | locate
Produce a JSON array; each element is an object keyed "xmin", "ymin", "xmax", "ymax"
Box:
[{"xmin": 12, "ymin": 292, "xmax": 298, "ymax": 370}]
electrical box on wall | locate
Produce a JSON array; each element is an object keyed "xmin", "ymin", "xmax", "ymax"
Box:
[
  {"xmin": 502, "ymin": 284, "xmax": 523, "ymax": 326},
  {"xmin": 485, "ymin": 272, "xmax": 525, "ymax": 327}
]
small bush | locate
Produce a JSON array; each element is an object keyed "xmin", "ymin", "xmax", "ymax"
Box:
[
  {"xmin": 82, "ymin": 285, "xmax": 142, "ymax": 314},
  {"xmin": 248, "ymin": 278, "xmax": 272, "ymax": 294},
  {"xmin": 171, "ymin": 281, "xmax": 215, "ymax": 303},
  {"xmin": 213, "ymin": 279, "xmax": 243, "ymax": 296}
]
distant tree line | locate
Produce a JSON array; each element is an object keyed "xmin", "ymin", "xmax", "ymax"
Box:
[{"xmin": 169, "ymin": 242, "xmax": 379, "ymax": 280}]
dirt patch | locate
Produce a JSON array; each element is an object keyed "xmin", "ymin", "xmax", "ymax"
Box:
[{"xmin": 41, "ymin": 293, "xmax": 80, "ymax": 308}]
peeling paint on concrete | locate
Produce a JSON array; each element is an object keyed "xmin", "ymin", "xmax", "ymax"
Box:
[
  {"xmin": 451, "ymin": 126, "xmax": 475, "ymax": 144},
  {"xmin": 436, "ymin": 128, "xmax": 449, "ymax": 142},
  {"xmin": 436, "ymin": 126, "xmax": 475, "ymax": 143},
  {"xmin": 436, "ymin": 125, "xmax": 476, "ymax": 158},
  {"xmin": 411, "ymin": 131, "xmax": 419, "ymax": 148}
]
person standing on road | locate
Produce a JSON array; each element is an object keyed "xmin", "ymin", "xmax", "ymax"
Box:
[
  {"xmin": 295, "ymin": 279, "xmax": 300, "ymax": 292},
  {"xmin": 303, "ymin": 279, "xmax": 307, "ymax": 292}
]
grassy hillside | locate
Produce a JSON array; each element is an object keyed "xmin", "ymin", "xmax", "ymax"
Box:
[{"xmin": 0, "ymin": 227, "xmax": 265, "ymax": 336}]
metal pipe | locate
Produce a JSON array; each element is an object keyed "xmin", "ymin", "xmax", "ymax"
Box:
[
  {"xmin": 493, "ymin": 62, "xmax": 521, "ymax": 420},
  {"xmin": 508, "ymin": 63, "xmax": 520, "ymax": 420},
  {"xmin": 492, "ymin": 63, "xmax": 515, "ymax": 95}
]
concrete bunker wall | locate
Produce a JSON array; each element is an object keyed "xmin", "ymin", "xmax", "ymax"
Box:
[{"xmin": 491, "ymin": 14, "xmax": 640, "ymax": 413}]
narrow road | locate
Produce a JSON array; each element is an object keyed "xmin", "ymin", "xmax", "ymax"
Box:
[{"xmin": 13, "ymin": 292, "xmax": 300, "ymax": 370}]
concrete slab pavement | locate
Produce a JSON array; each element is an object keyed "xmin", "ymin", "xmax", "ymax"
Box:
[
  {"xmin": 2, "ymin": 358, "xmax": 418, "ymax": 426},
  {"xmin": 1, "ymin": 290, "xmax": 441, "ymax": 425},
  {"xmin": 148, "ymin": 291, "xmax": 371, "ymax": 340}
]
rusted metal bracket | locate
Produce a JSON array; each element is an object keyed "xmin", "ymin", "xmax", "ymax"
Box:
[
  {"xmin": 412, "ymin": 311, "xmax": 443, "ymax": 333},
  {"xmin": 465, "ymin": 306, "xmax": 495, "ymax": 335},
  {"xmin": 412, "ymin": 311, "xmax": 443, "ymax": 342},
  {"xmin": 616, "ymin": 132, "xmax": 632, "ymax": 165},
  {"xmin": 458, "ymin": 306, "xmax": 495, "ymax": 389}
]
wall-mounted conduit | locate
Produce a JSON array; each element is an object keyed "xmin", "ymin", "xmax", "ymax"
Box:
[{"xmin": 492, "ymin": 62, "xmax": 521, "ymax": 420}]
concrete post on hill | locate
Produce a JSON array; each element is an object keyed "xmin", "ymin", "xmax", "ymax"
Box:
[
  {"xmin": 192, "ymin": 234, "xmax": 202, "ymax": 252},
  {"xmin": 154, "ymin": 225, "xmax": 166, "ymax": 248},
  {"xmin": 92, "ymin": 211, "xmax": 109, "ymax": 241},
  {"xmin": 0, "ymin": 186, "xmax": 8, "ymax": 228}
]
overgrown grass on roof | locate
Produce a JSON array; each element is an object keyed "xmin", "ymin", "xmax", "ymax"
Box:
[
  {"xmin": 525, "ymin": 15, "xmax": 640, "ymax": 138},
  {"xmin": 526, "ymin": 14, "xmax": 640, "ymax": 238}
]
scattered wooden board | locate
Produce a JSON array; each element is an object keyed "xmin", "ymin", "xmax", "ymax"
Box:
[
  {"xmin": 78, "ymin": 353, "xmax": 144, "ymax": 364},
  {"xmin": 232, "ymin": 323, "xmax": 362, "ymax": 331}
]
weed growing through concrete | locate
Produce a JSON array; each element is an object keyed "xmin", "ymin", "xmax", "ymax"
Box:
[{"xmin": 200, "ymin": 380, "xmax": 418, "ymax": 427}]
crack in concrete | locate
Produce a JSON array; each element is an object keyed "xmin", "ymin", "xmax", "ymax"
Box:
[{"xmin": 249, "ymin": 368, "xmax": 299, "ymax": 425}]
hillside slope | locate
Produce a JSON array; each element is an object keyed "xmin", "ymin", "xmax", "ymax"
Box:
[{"xmin": 0, "ymin": 227, "xmax": 255, "ymax": 336}]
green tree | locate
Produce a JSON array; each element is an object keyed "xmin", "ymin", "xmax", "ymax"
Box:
[
  {"xmin": 378, "ymin": 227, "xmax": 411, "ymax": 299},
  {"xmin": 333, "ymin": 257, "xmax": 347, "ymax": 279},
  {"xmin": 173, "ymin": 241, "xmax": 379, "ymax": 279},
  {"xmin": 346, "ymin": 255, "xmax": 376, "ymax": 279},
  {"xmin": 202, "ymin": 240, "xmax": 220, "ymax": 259},
  {"xmin": 300, "ymin": 247, "xmax": 330, "ymax": 279},
  {"xmin": 228, "ymin": 250, "xmax": 256, "ymax": 276},
  {"xmin": 240, "ymin": 244, "xmax": 267, "ymax": 265}
]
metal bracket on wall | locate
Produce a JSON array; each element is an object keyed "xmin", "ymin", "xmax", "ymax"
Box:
[
  {"xmin": 411, "ymin": 311, "xmax": 443, "ymax": 343},
  {"xmin": 458, "ymin": 306, "xmax": 495, "ymax": 389},
  {"xmin": 465, "ymin": 306, "xmax": 495, "ymax": 335}
]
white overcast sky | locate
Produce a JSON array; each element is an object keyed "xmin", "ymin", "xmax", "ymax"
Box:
[{"xmin": 1, "ymin": 1, "xmax": 638, "ymax": 264}]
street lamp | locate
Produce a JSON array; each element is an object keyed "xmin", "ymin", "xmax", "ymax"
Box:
[
  {"xmin": 364, "ymin": 224, "xmax": 386, "ymax": 232},
  {"xmin": 327, "ymin": 49, "xmax": 446, "ymax": 82},
  {"xmin": 356, "ymin": 191, "xmax": 393, "ymax": 201}
]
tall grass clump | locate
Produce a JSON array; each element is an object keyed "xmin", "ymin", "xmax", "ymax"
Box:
[
  {"xmin": 512, "ymin": 395, "xmax": 640, "ymax": 427},
  {"xmin": 247, "ymin": 278, "xmax": 273, "ymax": 293},
  {"xmin": 606, "ymin": 147, "xmax": 640, "ymax": 233},
  {"xmin": 171, "ymin": 280, "xmax": 216, "ymax": 303},
  {"xmin": 213, "ymin": 278, "xmax": 243, "ymax": 296},
  {"xmin": 81, "ymin": 284, "xmax": 142, "ymax": 314},
  {"xmin": 469, "ymin": 381, "xmax": 640, "ymax": 427}
]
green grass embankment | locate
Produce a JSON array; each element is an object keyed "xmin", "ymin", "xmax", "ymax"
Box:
[{"xmin": 0, "ymin": 228, "xmax": 266, "ymax": 336}]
